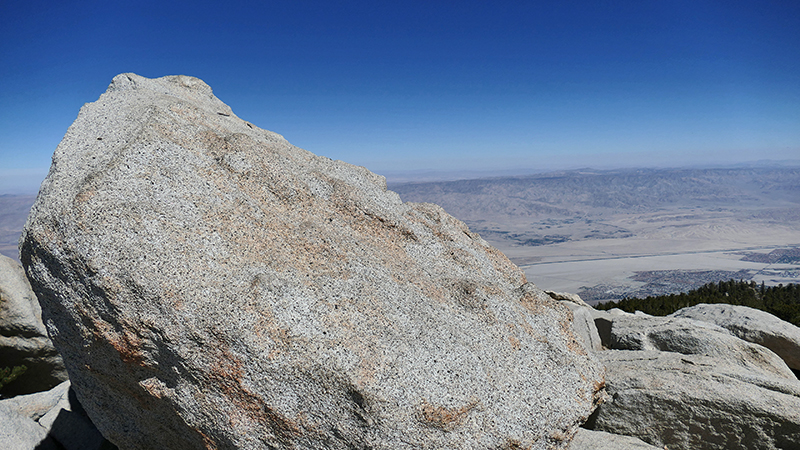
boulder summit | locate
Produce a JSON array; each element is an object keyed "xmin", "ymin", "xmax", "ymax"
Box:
[{"xmin": 21, "ymin": 73, "xmax": 603, "ymax": 449}]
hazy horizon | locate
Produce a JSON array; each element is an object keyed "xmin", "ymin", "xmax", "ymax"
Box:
[{"xmin": 3, "ymin": 159, "xmax": 800, "ymax": 196}]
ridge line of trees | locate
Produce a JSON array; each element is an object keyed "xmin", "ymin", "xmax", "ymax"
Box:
[{"xmin": 596, "ymin": 280, "xmax": 800, "ymax": 327}]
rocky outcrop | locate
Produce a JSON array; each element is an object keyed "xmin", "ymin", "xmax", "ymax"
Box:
[
  {"xmin": 568, "ymin": 428, "xmax": 661, "ymax": 450},
  {"xmin": 546, "ymin": 291, "xmax": 591, "ymax": 308},
  {"xmin": 589, "ymin": 350, "xmax": 800, "ymax": 450},
  {"xmin": 671, "ymin": 303, "xmax": 800, "ymax": 371},
  {"xmin": 20, "ymin": 73, "xmax": 603, "ymax": 450},
  {"xmin": 561, "ymin": 303, "xmax": 604, "ymax": 353},
  {"xmin": 545, "ymin": 292, "xmax": 603, "ymax": 353},
  {"xmin": 0, "ymin": 399, "xmax": 56, "ymax": 450},
  {"xmin": 0, "ymin": 380, "xmax": 115, "ymax": 450},
  {"xmin": 597, "ymin": 311, "xmax": 795, "ymax": 378},
  {"xmin": 1, "ymin": 257, "xmax": 106, "ymax": 447},
  {"xmin": 0, "ymin": 254, "xmax": 67, "ymax": 397},
  {"xmin": 585, "ymin": 307, "xmax": 800, "ymax": 449}
]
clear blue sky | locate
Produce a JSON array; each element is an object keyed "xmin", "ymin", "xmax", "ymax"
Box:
[{"xmin": 1, "ymin": 0, "xmax": 799, "ymax": 192}]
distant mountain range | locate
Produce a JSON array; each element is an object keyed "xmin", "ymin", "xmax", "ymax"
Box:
[
  {"xmin": 379, "ymin": 160, "xmax": 800, "ymax": 184},
  {"xmin": 390, "ymin": 167, "xmax": 800, "ymax": 224}
]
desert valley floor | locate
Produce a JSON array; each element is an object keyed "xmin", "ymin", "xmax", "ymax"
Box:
[
  {"xmin": 495, "ymin": 216, "xmax": 798, "ymax": 304},
  {"xmin": 391, "ymin": 167, "xmax": 800, "ymax": 304}
]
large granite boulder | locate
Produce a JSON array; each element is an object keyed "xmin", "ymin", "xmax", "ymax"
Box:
[
  {"xmin": 20, "ymin": 73, "xmax": 604, "ymax": 450},
  {"xmin": 589, "ymin": 350, "xmax": 800, "ymax": 450},
  {"xmin": 0, "ymin": 254, "xmax": 67, "ymax": 397},
  {"xmin": 671, "ymin": 303, "xmax": 800, "ymax": 371}
]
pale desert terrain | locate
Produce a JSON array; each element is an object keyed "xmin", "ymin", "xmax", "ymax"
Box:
[
  {"xmin": 0, "ymin": 194, "xmax": 36, "ymax": 262},
  {"xmin": 391, "ymin": 167, "xmax": 800, "ymax": 304}
]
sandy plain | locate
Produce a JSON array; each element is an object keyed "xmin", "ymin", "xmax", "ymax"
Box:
[{"xmin": 506, "ymin": 220, "xmax": 800, "ymax": 304}]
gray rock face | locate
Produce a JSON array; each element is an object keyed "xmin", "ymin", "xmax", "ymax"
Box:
[
  {"xmin": 0, "ymin": 400, "xmax": 55, "ymax": 450},
  {"xmin": 597, "ymin": 311, "xmax": 795, "ymax": 378},
  {"xmin": 0, "ymin": 254, "xmax": 67, "ymax": 397},
  {"xmin": 568, "ymin": 428, "xmax": 661, "ymax": 450},
  {"xmin": 0, "ymin": 380, "xmax": 115, "ymax": 450},
  {"xmin": 671, "ymin": 303, "xmax": 800, "ymax": 371},
  {"xmin": 590, "ymin": 350, "xmax": 800, "ymax": 450},
  {"xmin": 20, "ymin": 73, "xmax": 604, "ymax": 450},
  {"xmin": 545, "ymin": 292, "xmax": 602, "ymax": 353},
  {"xmin": 588, "ymin": 308, "xmax": 800, "ymax": 449},
  {"xmin": 560, "ymin": 302, "xmax": 603, "ymax": 353},
  {"xmin": 1, "ymin": 379, "xmax": 71, "ymax": 421}
]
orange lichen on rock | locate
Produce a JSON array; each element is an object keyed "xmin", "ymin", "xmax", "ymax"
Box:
[
  {"xmin": 559, "ymin": 309, "xmax": 588, "ymax": 356},
  {"xmin": 418, "ymin": 399, "xmax": 478, "ymax": 431}
]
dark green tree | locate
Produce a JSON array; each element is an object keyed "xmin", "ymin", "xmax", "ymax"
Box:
[
  {"xmin": 597, "ymin": 280, "xmax": 800, "ymax": 327},
  {"xmin": 0, "ymin": 365, "xmax": 27, "ymax": 392}
]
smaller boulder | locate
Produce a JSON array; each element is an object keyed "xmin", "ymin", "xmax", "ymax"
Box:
[
  {"xmin": 0, "ymin": 255, "xmax": 67, "ymax": 397},
  {"xmin": 598, "ymin": 312, "xmax": 795, "ymax": 379},
  {"xmin": 0, "ymin": 401, "xmax": 57, "ymax": 450},
  {"xmin": 568, "ymin": 428, "xmax": 661, "ymax": 450},
  {"xmin": 546, "ymin": 291, "xmax": 591, "ymax": 308},
  {"xmin": 0, "ymin": 381, "xmax": 115, "ymax": 450},
  {"xmin": 561, "ymin": 302, "xmax": 604, "ymax": 353},
  {"xmin": 1, "ymin": 378, "xmax": 70, "ymax": 421},
  {"xmin": 671, "ymin": 303, "xmax": 800, "ymax": 371},
  {"xmin": 589, "ymin": 350, "xmax": 800, "ymax": 450}
]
